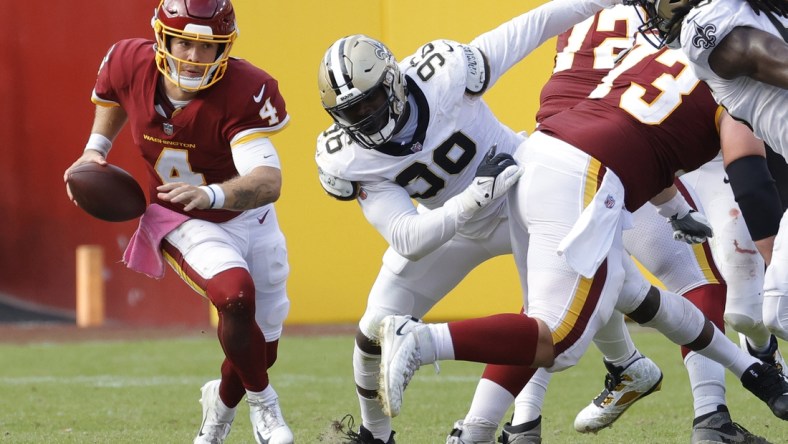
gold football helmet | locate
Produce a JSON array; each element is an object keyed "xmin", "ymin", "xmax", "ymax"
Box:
[
  {"xmin": 632, "ymin": 0, "xmax": 701, "ymax": 48},
  {"xmin": 318, "ymin": 35, "xmax": 408, "ymax": 149}
]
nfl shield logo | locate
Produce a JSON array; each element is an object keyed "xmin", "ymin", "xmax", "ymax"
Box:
[
  {"xmin": 410, "ymin": 142, "xmax": 423, "ymax": 153},
  {"xmin": 163, "ymin": 122, "xmax": 174, "ymax": 136},
  {"xmin": 604, "ymin": 194, "xmax": 615, "ymax": 209}
]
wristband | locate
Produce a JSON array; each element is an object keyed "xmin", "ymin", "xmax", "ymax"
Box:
[
  {"xmin": 199, "ymin": 184, "xmax": 226, "ymax": 209},
  {"xmin": 208, "ymin": 184, "xmax": 225, "ymax": 209},
  {"xmin": 84, "ymin": 133, "xmax": 112, "ymax": 157},
  {"xmin": 655, "ymin": 191, "xmax": 691, "ymax": 219},
  {"xmin": 198, "ymin": 185, "xmax": 225, "ymax": 209}
]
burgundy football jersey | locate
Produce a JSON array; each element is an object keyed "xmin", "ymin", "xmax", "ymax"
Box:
[
  {"xmin": 538, "ymin": 45, "xmax": 721, "ymax": 211},
  {"xmin": 93, "ymin": 39, "xmax": 289, "ymax": 223},
  {"xmin": 536, "ymin": 5, "xmax": 642, "ymax": 123}
]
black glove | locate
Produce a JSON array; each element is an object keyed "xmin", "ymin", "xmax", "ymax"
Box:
[
  {"xmin": 458, "ymin": 145, "xmax": 524, "ymax": 212},
  {"xmin": 670, "ymin": 209, "xmax": 714, "ymax": 244}
]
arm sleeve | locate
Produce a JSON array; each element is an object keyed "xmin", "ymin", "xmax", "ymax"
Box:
[
  {"xmin": 470, "ymin": 0, "xmax": 619, "ymax": 90},
  {"xmin": 726, "ymin": 155, "xmax": 783, "ymax": 241},
  {"xmin": 359, "ymin": 181, "xmax": 467, "ymax": 261}
]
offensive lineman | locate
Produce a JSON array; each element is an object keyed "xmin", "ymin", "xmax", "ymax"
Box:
[{"xmin": 448, "ymin": 4, "xmax": 783, "ymax": 443}]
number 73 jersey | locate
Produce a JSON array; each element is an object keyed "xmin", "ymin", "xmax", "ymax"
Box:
[
  {"xmin": 538, "ymin": 44, "xmax": 722, "ymax": 212},
  {"xmin": 315, "ymin": 39, "xmax": 526, "ymax": 233}
]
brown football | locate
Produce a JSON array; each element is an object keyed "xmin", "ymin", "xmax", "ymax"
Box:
[{"xmin": 67, "ymin": 163, "xmax": 146, "ymax": 222}]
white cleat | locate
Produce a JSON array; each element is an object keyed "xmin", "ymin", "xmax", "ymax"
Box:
[
  {"xmin": 194, "ymin": 379, "xmax": 236, "ymax": 444},
  {"xmin": 378, "ymin": 315, "xmax": 436, "ymax": 418},
  {"xmin": 446, "ymin": 417, "xmax": 498, "ymax": 444},
  {"xmin": 574, "ymin": 356, "xmax": 663, "ymax": 433},
  {"xmin": 248, "ymin": 394, "xmax": 294, "ymax": 444}
]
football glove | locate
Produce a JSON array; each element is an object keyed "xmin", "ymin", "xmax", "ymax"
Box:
[
  {"xmin": 670, "ymin": 210, "xmax": 714, "ymax": 244},
  {"xmin": 457, "ymin": 145, "xmax": 524, "ymax": 213}
]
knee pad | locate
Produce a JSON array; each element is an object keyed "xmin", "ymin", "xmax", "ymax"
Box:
[
  {"xmin": 206, "ymin": 267, "xmax": 256, "ymax": 316},
  {"xmin": 724, "ymin": 312, "xmax": 764, "ymax": 338},
  {"xmin": 763, "ymin": 294, "xmax": 788, "ymax": 340}
]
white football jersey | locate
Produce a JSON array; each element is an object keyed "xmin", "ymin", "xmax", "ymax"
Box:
[
  {"xmin": 679, "ymin": 0, "xmax": 788, "ymax": 156},
  {"xmin": 315, "ymin": 39, "xmax": 525, "ymax": 240},
  {"xmin": 315, "ymin": 0, "xmax": 621, "ymax": 259}
]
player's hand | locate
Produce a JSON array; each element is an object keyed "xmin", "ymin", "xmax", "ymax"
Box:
[
  {"xmin": 64, "ymin": 150, "xmax": 108, "ymax": 202},
  {"xmin": 157, "ymin": 182, "xmax": 211, "ymax": 211},
  {"xmin": 459, "ymin": 145, "xmax": 524, "ymax": 212},
  {"xmin": 670, "ymin": 210, "xmax": 714, "ymax": 244},
  {"xmin": 745, "ymin": 0, "xmax": 788, "ymax": 17}
]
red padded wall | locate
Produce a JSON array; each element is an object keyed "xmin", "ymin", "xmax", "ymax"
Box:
[{"xmin": 0, "ymin": 2, "xmax": 210, "ymax": 326}]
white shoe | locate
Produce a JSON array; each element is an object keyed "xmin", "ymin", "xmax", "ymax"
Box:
[
  {"xmin": 574, "ymin": 356, "xmax": 663, "ymax": 433},
  {"xmin": 248, "ymin": 394, "xmax": 294, "ymax": 444},
  {"xmin": 446, "ymin": 418, "xmax": 498, "ymax": 443},
  {"xmin": 194, "ymin": 379, "xmax": 236, "ymax": 444},
  {"xmin": 378, "ymin": 315, "xmax": 437, "ymax": 418}
]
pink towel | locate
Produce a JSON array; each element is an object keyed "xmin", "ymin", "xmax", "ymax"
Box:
[{"xmin": 122, "ymin": 204, "xmax": 189, "ymax": 279}]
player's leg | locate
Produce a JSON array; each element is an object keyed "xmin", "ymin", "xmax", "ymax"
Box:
[
  {"xmin": 244, "ymin": 207, "xmax": 294, "ymax": 444},
  {"xmin": 162, "ymin": 215, "xmax": 271, "ymax": 443},
  {"xmin": 615, "ymin": 255, "xmax": 788, "ymax": 420},
  {"xmin": 683, "ymin": 157, "xmax": 786, "ymax": 370},
  {"xmin": 381, "ymin": 136, "xmax": 626, "ymax": 419},
  {"xmin": 351, "ymin": 221, "xmax": 513, "ymax": 443},
  {"xmin": 764, "ymin": 213, "xmax": 788, "ymax": 342}
]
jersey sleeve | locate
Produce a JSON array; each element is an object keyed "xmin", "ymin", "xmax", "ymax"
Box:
[
  {"xmin": 680, "ymin": 0, "xmax": 763, "ymax": 70},
  {"xmin": 91, "ymin": 41, "xmax": 134, "ymax": 107},
  {"xmin": 227, "ymin": 75, "xmax": 291, "ymax": 143},
  {"xmin": 469, "ymin": 0, "xmax": 619, "ymax": 91},
  {"xmin": 358, "ymin": 180, "xmax": 465, "ymax": 261}
]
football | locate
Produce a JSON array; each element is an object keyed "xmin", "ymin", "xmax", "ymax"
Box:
[{"xmin": 67, "ymin": 163, "xmax": 146, "ymax": 222}]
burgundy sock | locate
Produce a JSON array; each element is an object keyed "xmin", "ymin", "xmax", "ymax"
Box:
[{"xmin": 449, "ymin": 313, "xmax": 539, "ymax": 365}]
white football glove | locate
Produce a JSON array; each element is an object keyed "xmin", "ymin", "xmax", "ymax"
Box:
[
  {"xmin": 670, "ymin": 210, "xmax": 714, "ymax": 244},
  {"xmin": 457, "ymin": 145, "xmax": 524, "ymax": 214}
]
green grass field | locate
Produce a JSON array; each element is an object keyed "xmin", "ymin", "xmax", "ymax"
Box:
[{"xmin": 0, "ymin": 326, "xmax": 784, "ymax": 443}]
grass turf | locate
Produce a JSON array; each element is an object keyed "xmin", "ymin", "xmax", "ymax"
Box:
[{"xmin": 0, "ymin": 326, "xmax": 784, "ymax": 443}]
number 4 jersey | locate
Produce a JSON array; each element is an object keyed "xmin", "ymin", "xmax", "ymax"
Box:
[{"xmin": 92, "ymin": 38, "xmax": 289, "ymax": 223}]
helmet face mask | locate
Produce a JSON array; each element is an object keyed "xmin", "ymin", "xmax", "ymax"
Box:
[
  {"xmin": 318, "ymin": 35, "xmax": 407, "ymax": 149},
  {"xmin": 152, "ymin": 0, "xmax": 238, "ymax": 92},
  {"xmin": 631, "ymin": 0, "xmax": 698, "ymax": 48}
]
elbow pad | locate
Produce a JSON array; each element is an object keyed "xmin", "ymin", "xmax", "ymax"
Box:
[
  {"xmin": 462, "ymin": 45, "xmax": 490, "ymax": 95},
  {"xmin": 318, "ymin": 167, "xmax": 359, "ymax": 201},
  {"xmin": 726, "ymin": 155, "xmax": 783, "ymax": 241}
]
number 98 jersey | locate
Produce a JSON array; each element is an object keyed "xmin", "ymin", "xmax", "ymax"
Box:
[{"xmin": 315, "ymin": 39, "xmax": 526, "ymax": 233}]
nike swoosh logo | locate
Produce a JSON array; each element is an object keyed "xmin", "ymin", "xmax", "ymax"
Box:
[
  {"xmin": 685, "ymin": 10, "xmax": 702, "ymax": 23},
  {"xmin": 256, "ymin": 431, "xmax": 270, "ymax": 444},
  {"xmin": 257, "ymin": 209, "xmax": 270, "ymax": 225},
  {"xmin": 253, "ymin": 84, "xmax": 266, "ymax": 103},
  {"xmin": 395, "ymin": 322, "xmax": 409, "ymax": 336},
  {"xmin": 476, "ymin": 179, "xmax": 491, "ymax": 185},
  {"xmin": 723, "ymin": 177, "xmax": 730, "ymax": 184}
]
